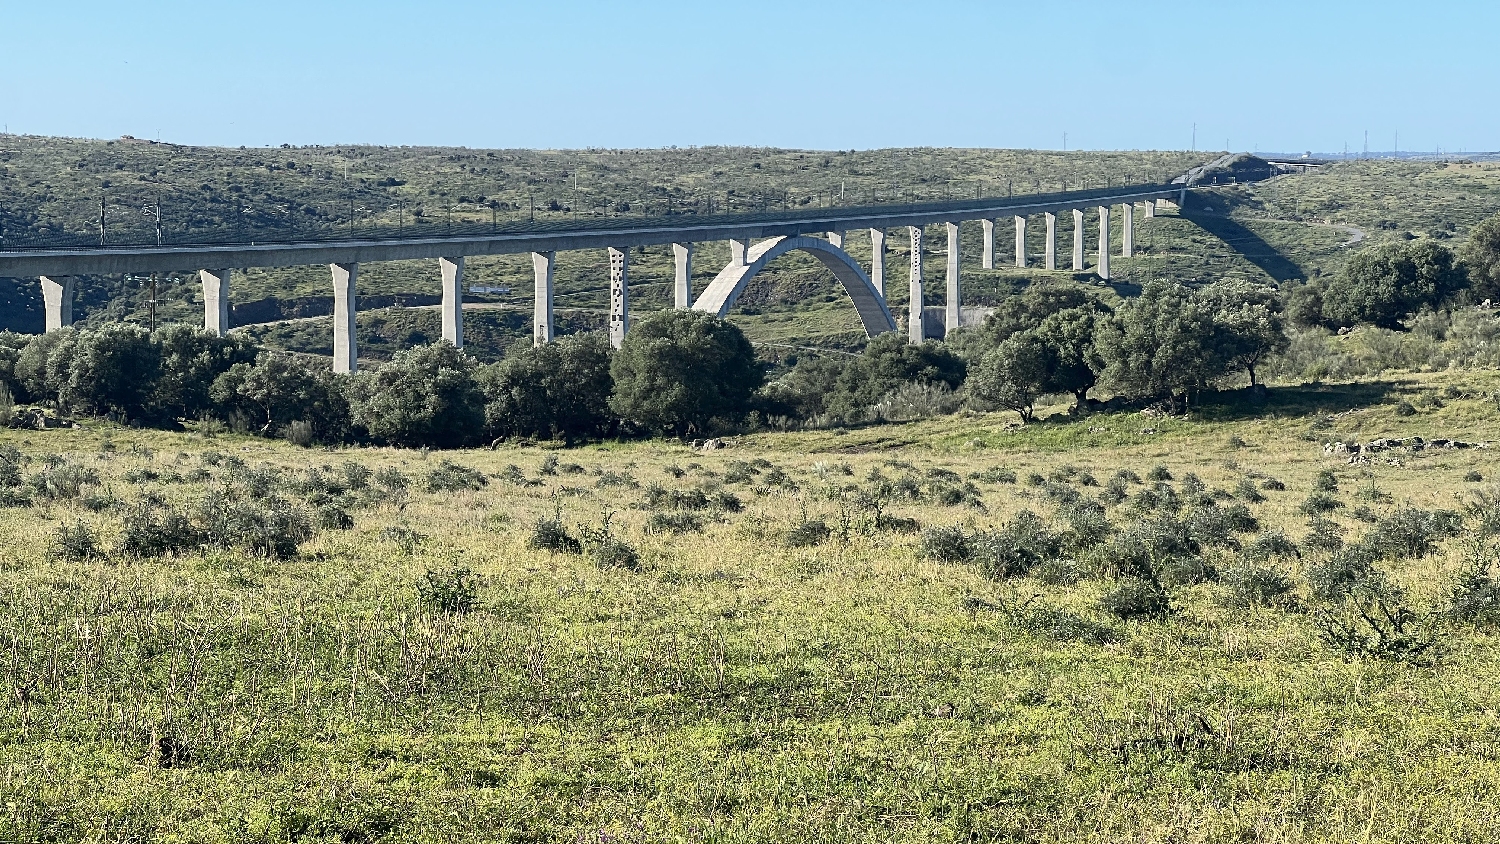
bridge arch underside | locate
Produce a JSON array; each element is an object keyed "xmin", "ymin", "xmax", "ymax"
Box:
[{"xmin": 692, "ymin": 236, "xmax": 896, "ymax": 337}]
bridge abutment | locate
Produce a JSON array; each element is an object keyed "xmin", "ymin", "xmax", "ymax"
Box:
[
  {"xmin": 39, "ymin": 276, "xmax": 74, "ymax": 333},
  {"xmin": 331, "ymin": 262, "xmax": 358, "ymax": 373},
  {"xmin": 533, "ymin": 251, "xmax": 554, "ymax": 345},
  {"xmin": 907, "ymin": 226, "xmax": 924, "ymax": 344},
  {"xmin": 439, "ymin": 257, "xmax": 464, "ymax": 348},
  {"xmin": 608, "ymin": 247, "xmax": 629, "ymax": 349},
  {"xmin": 672, "ymin": 243, "xmax": 693, "ymax": 308},
  {"xmin": 199, "ymin": 269, "xmax": 231, "ymax": 336},
  {"xmin": 946, "ymin": 222, "xmax": 961, "ymax": 335}
]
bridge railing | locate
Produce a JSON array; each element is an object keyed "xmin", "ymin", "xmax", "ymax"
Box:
[{"xmin": 0, "ymin": 182, "xmax": 1176, "ymax": 253}]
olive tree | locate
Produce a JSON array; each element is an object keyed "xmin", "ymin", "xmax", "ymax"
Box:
[
  {"xmin": 1323, "ymin": 241, "xmax": 1467, "ymax": 329},
  {"xmin": 609, "ymin": 310, "xmax": 762, "ymax": 436}
]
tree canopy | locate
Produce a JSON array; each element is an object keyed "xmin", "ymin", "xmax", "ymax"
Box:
[
  {"xmin": 1462, "ymin": 213, "xmax": 1500, "ymax": 303},
  {"xmin": 1096, "ymin": 280, "xmax": 1220, "ymax": 410},
  {"xmin": 480, "ymin": 331, "xmax": 614, "ymax": 440},
  {"xmin": 1323, "ymin": 241, "xmax": 1467, "ymax": 329},
  {"xmin": 609, "ymin": 310, "xmax": 762, "ymax": 436},
  {"xmin": 347, "ymin": 342, "xmax": 485, "ymax": 448},
  {"xmin": 823, "ymin": 332, "xmax": 966, "ymax": 423}
]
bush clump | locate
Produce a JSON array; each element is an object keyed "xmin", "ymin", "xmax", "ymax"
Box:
[
  {"xmin": 1220, "ymin": 564, "xmax": 1297, "ymax": 608},
  {"xmin": 1299, "ymin": 492, "xmax": 1343, "ymax": 515},
  {"xmin": 117, "ymin": 502, "xmax": 206, "ymax": 558},
  {"xmin": 1366, "ymin": 507, "xmax": 1462, "ymax": 560},
  {"xmin": 647, "ymin": 511, "xmax": 705, "ymax": 535},
  {"xmin": 417, "ymin": 567, "xmax": 480, "ymax": 614},
  {"xmin": 920, "ymin": 525, "xmax": 971, "ymax": 562},
  {"xmin": 1099, "ymin": 579, "xmax": 1172, "ymax": 620},
  {"xmin": 579, "ymin": 514, "xmax": 640, "ymax": 569},
  {"xmin": 970, "ymin": 510, "xmax": 1062, "ymax": 581},
  {"xmin": 52, "ymin": 520, "xmax": 103, "ymax": 562},
  {"xmin": 784, "ymin": 519, "xmax": 831, "ymax": 548},
  {"xmin": 529, "ymin": 509, "xmax": 582, "ymax": 554},
  {"xmin": 426, "ymin": 460, "xmax": 488, "ymax": 493},
  {"xmin": 1245, "ymin": 531, "xmax": 1300, "ymax": 561}
]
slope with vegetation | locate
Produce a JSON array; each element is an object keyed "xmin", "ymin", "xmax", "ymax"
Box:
[{"xmin": 5, "ymin": 372, "xmax": 1500, "ymax": 839}]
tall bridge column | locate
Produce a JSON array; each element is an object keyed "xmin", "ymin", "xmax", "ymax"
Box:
[
  {"xmin": 1144, "ymin": 199, "xmax": 1156, "ymax": 219},
  {"xmin": 981, "ymin": 219, "xmax": 995, "ymax": 270},
  {"xmin": 1014, "ymin": 215, "xmax": 1027, "ymax": 268},
  {"xmin": 439, "ymin": 257, "xmax": 464, "ymax": 348},
  {"xmin": 946, "ymin": 222, "xmax": 961, "ymax": 334},
  {"xmin": 39, "ymin": 276, "xmax": 74, "ymax": 333},
  {"xmin": 1096, "ymin": 206, "xmax": 1112, "ymax": 280},
  {"xmin": 331, "ymin": 263, "xmax": 358, "ymax": 373},
  {"xmin": 1072, "ymin": 210, "xmax": 1085, "ymax": 271},
  {"xmin": 533, "ymin": 251, "xmax": 555, "ymax": 345},
  {"xmin": 827, "ymin": 230, "xmax": 844, "ymax": 249},
  {"xmin": 1122, "ymin": 203, "xmax": 1134, "ymax": 258},
  {"xmin": 1044, "ymin": 213, "xmax": 1057, "ymax": 271},
  {"xmin": 869, "ymin": 228, "xmax": 886, "ymax": 297},
  {"xmin": 199, "ymin": 269, "xmax": 231, "ymax": 336},
  {"xmin": 608, "ymin": 247, "xmax": 629, "ymax": 349},
  {"xmin": 907, "ymin": 226, "xmax": 924, "ymax": 344},
  {"xmin": 672, "ymin": 243, "xmax": 693, "ymax": 308}
]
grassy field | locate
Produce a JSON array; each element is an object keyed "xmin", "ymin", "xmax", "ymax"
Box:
[{"xmin": 5, "ymin": 370, "xmax": 1500, "ymax": 841}]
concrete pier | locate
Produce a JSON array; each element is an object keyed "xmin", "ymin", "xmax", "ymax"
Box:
[
  {"xmin": 869, "ymin": 228, "xmax": 886, "ymax": 297},
  {"xmin": 827, "ymin": 230, "xmax": 844, "ymax": 249},
  {"xmin": 981, "ymin": 219, "xmax": 995, "ymax": 270},
  {"xmin": 1014, "ymin": 215, "xmax": 1028, "ymax": 268},
  {"xmin": 199, "ymin": 269, "xmax": 230, "ymax": 336},
  {"xmin": 1097, "ymin": 206, "xmax": 1112, "ymax": 280},
  {"xmin": 1072, "ymin": 209, "xmax": 1085, "ymax": 271},
  {"xmin": 1144, "ymin": 199, "xmax": 1156, "ymax": 219},
  {"xmin": 533, "ymin": 252, "xmax": 554, "ymax": 345},
  {"xmin": 672, "ymin": 243, "xmax": 693, "ymax": 308},
  {"xmin": 608, "ymin": 247, "xmax": 629, "ymax": 349},
  {"xmin": 1122, "ymin": 204, "xmax": 1134, "ymax": 258},
  {"xmin": 39, "ymin": 276, "xmax": 74, "ymax": 333},
  {"xmin": 439, "ymin": 256, "xmax": 464, "ymax": 348},
  {"xmin": 907, "ymin": 226, "xmax": 924, "ymax": 344},
  {"xmin": 331, "ymin": 263, "xmax": 358, "ymax": 373},
  {"xmin": 729, "ymin": 238, "xmax": 749, "ymax": 267},
  {"xmin": 945, "ymin": 222, "xmax": 961, "ymax": 335},
  {"xmin": 1044, "ymin": 213, "xmax": 1057, "ymax": 271}
]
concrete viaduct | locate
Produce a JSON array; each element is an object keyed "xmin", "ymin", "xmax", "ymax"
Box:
[{"xmin": 0, "ymin": 183, "xmax": 1187, "ymax": 373}]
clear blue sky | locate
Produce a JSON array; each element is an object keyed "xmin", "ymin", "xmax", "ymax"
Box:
[{"xmin": 3, "ymin": 0, "xmax": 1496, "ymax": 153}]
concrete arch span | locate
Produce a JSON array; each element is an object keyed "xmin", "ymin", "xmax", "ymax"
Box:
[{"xmin": 692, "ymin": 236, "xmax": 897, "ymax": 337}]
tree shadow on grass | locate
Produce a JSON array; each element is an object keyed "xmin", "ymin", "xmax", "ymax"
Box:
[
  {"xmin": 1192, "ymin": 381, "xmax": 1401, "ymax": 422},
  {"xmin": 1180, "ymin": 209, "xmax": 1306, "ymax": 283}
]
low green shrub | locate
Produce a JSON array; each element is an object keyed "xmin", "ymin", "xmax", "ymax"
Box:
[
  {"xmin": 647, "ymin": 511, "xmax": 704, "ymax": 534},
  {"xmin": 920, "ymin": 525, "xmax": 970, "ymax": 562},
  {"xmin": 1299, "ymin": 492, "xmax": 1343, "ymax": 514},
  {"xmin": 1100, "ymin": 579, "xmax": 1172, "ymax": 620},
  {"xmin": 417, "ymin": 567, "xmax": 479, "ymax": 615},
  {"xmin": 52, "ymin": 520, "xmax": 102, "ymax": 562},
  {"xmin": 784, "ymin": 519, "xmax": 831, "ymax": 548},
  {"xmin": 1220, "ymin": 564, "xmax": 1297, "ymax": 608},
  {"xmin": 426, "ymin": 460, "xmax": 488, "ymax": 493}
]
